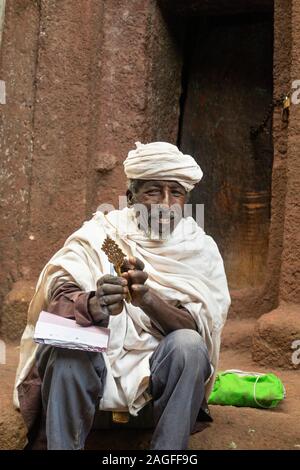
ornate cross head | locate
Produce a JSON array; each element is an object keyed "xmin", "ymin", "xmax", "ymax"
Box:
[
  {"xmin": 101, "ymin": 235, "xmax": 126, "ymax": 275},
  {"xmin": 101, "ymin": 235, "xmax": 132, "ymax": 303}
]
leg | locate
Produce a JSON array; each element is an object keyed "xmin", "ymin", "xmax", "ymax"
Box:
[
  {"xmin": 149, "ymin": 329, "xmax": 211, "ymax": 450},
  {"xmin": 36, "ymin": 345, "xmax": 107, "ymax": 450}
]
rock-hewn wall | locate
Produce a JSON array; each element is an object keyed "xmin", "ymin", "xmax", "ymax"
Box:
[
  {"xmin": 0, "ymin": 0, "xmax": 183, "ymax": 336},
  {"xmin": 0, "ymin": 0, "xmax": 41, "ymax": 308},
  {"xmin": 279, "ymin": 0, "xmax": 300, "ymax": 303},
  {"xmin": 0, "ymin": 0, "xmax": 299, "ymax": 340}
]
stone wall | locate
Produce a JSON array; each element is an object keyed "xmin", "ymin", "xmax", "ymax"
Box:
[
  {"xmin": 0, "ymin": 0, "xmax": 41, "ymax": 312},
  {"xmin": 0, "ymin": 0, "xmax": 182, "ymax": 337},
  {"xmin": 0, "ymin": 0, "xmax": 299, "ymax": 341},
  {"xmin": 279, "ymin": 0, "xmax": 300, "ymax": 304}
]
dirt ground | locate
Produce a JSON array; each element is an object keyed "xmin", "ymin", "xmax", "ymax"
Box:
[{"xmin": 1, "ymin": 333, "xmax": 299, "ymax": 451}]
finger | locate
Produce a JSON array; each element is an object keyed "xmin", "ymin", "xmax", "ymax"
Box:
[
  {"xmin": 91, "ymin": 306, "xmax": 109, "ymax": 323},
  {"xmin": 108, "ymin": 302, "xmax": 124, "ymax": 315},
  {"xmin": 121, "ymin": 272, "xmax": 129, "ymax": 282},
  {"xmin": 121, "ymin": 256, "xmax": 145, "ymax": 272},
  {"xmin": 98, "ymin": 284, "xmax": 128, "ymax": 295},
  {"xmin": 99, "ymin": 293, "xmax": 126, "ymax": 306},
  {"xmin": 131, "ymin": 284, "xmax": 149, "ymax": 295},
  {"xmin": 97, "ymin": 275, "xmax": 127, "ymax": 288},
  {"xmin": 121, "ymin": 259, "xmax": 135, "ymax": 272},
  {"xmin": 130, "ymin": 257, "xmax": 145, "ymax": 271},
  {"xmin": 128, "ymin": 270, "xmax": 148, "ymax": 285}
]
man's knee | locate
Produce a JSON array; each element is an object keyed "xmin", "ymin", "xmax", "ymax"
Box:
[
  {"xmin": 165, "ymin": 329, "xmax": 210, "ymax": 371},
  {"xmin": 168, "ymin": 329, "xmax": 206, "ymax": 352}
]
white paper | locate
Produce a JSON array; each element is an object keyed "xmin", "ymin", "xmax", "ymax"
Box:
[{"xmin": 34, "ymin": 311, "xmax": 110, "ymax": 353}]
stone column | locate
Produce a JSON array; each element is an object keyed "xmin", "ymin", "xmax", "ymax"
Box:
[
  {"xmin": 279, "ymin": 0, "xmax": 300, "ymax": 304},
  {"xmin": 252, "ymin": 0, "xmax": 300, "ymax": 369},
  {"xmin": 0, "ymin": 0, "xmax": 40, "ymax": 316}
]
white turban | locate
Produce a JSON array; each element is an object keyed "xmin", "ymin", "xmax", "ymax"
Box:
[{"xmin": 123, "ymin": 141, "xmax": 203, "ymax": 192}]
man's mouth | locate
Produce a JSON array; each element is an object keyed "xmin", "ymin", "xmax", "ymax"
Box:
[{"xmin": 150, "ymin": 215, "xmax": 175, "ymax": 224}]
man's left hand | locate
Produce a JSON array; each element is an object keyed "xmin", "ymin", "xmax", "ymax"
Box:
[{"xmin": 121, "ymin": 256, "xmax": 149, "ymax": 307}]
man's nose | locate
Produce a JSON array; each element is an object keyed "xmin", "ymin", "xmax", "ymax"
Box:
[{"xmin": 161, "ymin": 189, "xmax": 171, "ymax": 207}]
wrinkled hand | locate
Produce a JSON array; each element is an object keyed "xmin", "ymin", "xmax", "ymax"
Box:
[
  {"xmin": 121, "ymin": 256, "xmax": 149, "ymax": 307},
  {"xmin": 89, "ymin": 274, "xmax": 129, "ymax": 322}
]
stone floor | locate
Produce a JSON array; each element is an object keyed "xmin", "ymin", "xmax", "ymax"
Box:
[{"xmin": 0, "ymin": 319, "xmax": 299, "ymax": 450}]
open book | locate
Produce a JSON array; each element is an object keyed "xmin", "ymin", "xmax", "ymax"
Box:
[{"xmin": 34, "ymin": 311, "xmax": 110, "ymax": 353}]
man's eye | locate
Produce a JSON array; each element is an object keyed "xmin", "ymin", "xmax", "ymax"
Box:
[
  {"xmin": 146, "ymin": 190, "xmax": 160, "ymax": 195},
  {"xmin": 172, "ymin": 191, "xmax": 183, "ymax": 196}
]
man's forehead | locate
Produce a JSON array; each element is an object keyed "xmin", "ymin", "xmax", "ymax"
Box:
[{"xmin": 139, "ymin": 180, "xmax": 185, "ymax": 190}]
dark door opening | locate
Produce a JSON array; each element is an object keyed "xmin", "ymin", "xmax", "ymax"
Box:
[{"xmin": 178, "ymin": 12, "xmax": 274, "ymax": 290}]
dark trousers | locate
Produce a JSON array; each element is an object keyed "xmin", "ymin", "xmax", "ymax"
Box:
[{"xmin": 36, "ymin": 329, "xmax": 211, "ymax": 450}]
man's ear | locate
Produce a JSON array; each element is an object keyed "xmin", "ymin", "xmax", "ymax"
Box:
[{"xmin": 126, "ymin": 189, "xmax": 133, "ymax": 207}]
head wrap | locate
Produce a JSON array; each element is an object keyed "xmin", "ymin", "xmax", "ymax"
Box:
[{"xmin": 123, "ymin": 141, "xmax": 203, "ymax": 192}]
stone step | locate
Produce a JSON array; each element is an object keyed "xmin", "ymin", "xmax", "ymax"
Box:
[
  {"xmin": 252, "ymin": 303, "xmax": 300, "ymax": 369},
  {"xmin": 220, "ymin": 318, "xmax": 256, "ymax": 353}
]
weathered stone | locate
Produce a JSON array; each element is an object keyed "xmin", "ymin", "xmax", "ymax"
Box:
[
  {"xmin": 1, "ymin": 280, "xmax": 34, "ymax": 340},
  {"xmin": 0, "ymin": 408, "xmax": 27, "ymax": 450},
  {"xmin": 0, "ymin": 342, "xmax": 27, "ymax": 450},
  {"xmin": 252, "ymin": 304, "xmax": 300, "ymax": 369},
  {"xmin": 221, "ymin": 318, "xmax": 256, "ymax": 353},
  {"xmin": 0, "ymin": 0, "xmax": 40, "ymax": 302},
  {"xmin": 0, "ymin": 0, "xmax": 297, "ymax": 325},
  {"xmin": 95, "ymin": 152, "xmax": 117, "ymax": 172}
]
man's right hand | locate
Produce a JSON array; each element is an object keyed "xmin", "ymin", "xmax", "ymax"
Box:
[{"xmin": 89, "ymin": 274, "xmax": 128, "ymax": 323}]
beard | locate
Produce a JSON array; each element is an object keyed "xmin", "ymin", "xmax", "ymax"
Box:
[{"xmin": 133, "ymin": 203, "xmax": 183, "ymax": 240}]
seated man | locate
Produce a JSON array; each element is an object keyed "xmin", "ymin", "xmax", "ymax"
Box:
[{"xmin": 14, "ymin": 142, "xmax": 231, "ymax": 450}]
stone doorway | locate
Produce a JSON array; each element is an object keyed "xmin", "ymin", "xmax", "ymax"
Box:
[{"xmin": 160, "ymin": 1, "xmax": 274, "ymax": 290}]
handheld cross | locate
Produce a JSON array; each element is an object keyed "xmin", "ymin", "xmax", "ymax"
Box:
[{"xmin": 101, "ymin": 235, "xmax": 132, "ymax": 303}]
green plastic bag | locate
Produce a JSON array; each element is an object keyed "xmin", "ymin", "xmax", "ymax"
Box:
[{"xmin": 208, "ymin": 369, "xmax": 286, "ymax": 408}]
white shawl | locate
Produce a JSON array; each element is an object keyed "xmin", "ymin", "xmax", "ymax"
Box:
[{"xmin": 14, "ymin": 208, "xmax": 231, "ymax": 415}]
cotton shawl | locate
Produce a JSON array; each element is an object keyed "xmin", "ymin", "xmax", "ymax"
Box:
[{"xmin": 14, "ymin": 208, "xmax": 231, "ymax": 415}]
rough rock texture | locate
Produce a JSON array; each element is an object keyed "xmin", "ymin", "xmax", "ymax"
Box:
[
  {"xmin": 21, "ymin": 0, "xmax": 104, "ymax": 281},
  {"xmin": 0, "ymin": 0, "xmax": 299, "ymax": 329},
  {"xmin": 252, "ymin": 304, "xmax": 300, "ymax": 369},
  {"xmin": 0, "ymin": 0, "xmax": 182, "ymax": 323},
  {"xmin": 180, "ymin": 13, "xmax": 273, "ymax": 293},
  {"xmin": 0, "ymin": 0, "xmax": 180, "ymax": 331},
  {"xmin": 227, "ymin": 0, "xmax": 295, "ymax": 318},
  {"xmin": 278, "ymin": 0, "xmax": 300, "ymax": 304},
  {"xmin": 0, "ymin": 1, "xmax": 299, "ymax": 454},
  {"xmin": 1, "ymin": 281, "xmax": 34, "ymax": 340},
  {"xmin": 220, "ymin": 318, "xmax": 256, "ymax": 353},
  {"xmin": 0, "ymin": 342, "xmax": 27, "ymax": 450},
  {"xmin": 0, "ymin": 408, "xmax": 27, "ymax": 450},
  {"xmin": 0, "ymin": 0, "xmax": 40, "ymax": 305}
]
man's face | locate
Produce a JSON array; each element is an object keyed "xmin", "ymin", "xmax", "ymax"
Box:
[{"xmin": 127, "ymin": 180, "xmax": 187, "ymax": 238}]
